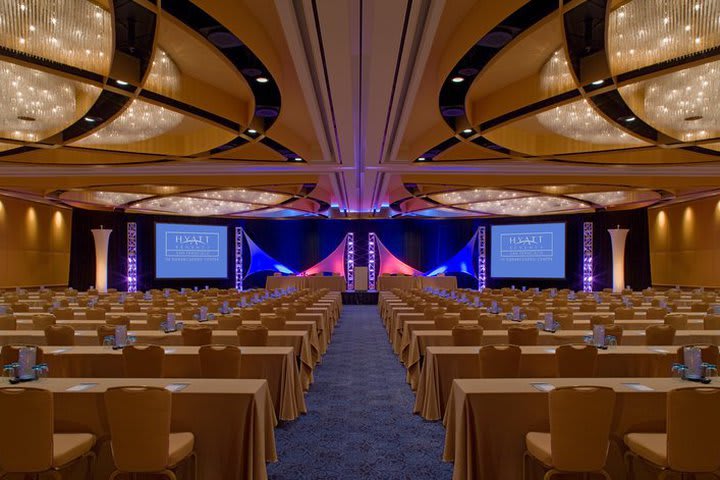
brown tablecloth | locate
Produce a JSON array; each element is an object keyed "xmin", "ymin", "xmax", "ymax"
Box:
[
  {"xmin": 414, "ymin": 345, "xmax": 676, "ymax": 421},
  {"xmin": 265, "ymin": 276, "xmax": 306, "ymax": 290},
  {"xmin": 443, "ymin": 377, "xmax": 706, "ymax": 480},
  {"xmin": 306, "ymin": 276, "xmax": 346, "ymax": 292},
  {"xmin": 418, "ymin": 276, "xmax": 458, "ymax": 290},
  {"xmin": 43, "ymin": 346, "xmax": 306, "ymax": 421},
  {"xmin": 12, "ymin": 377, "xmax": 277, "ymax": 480},
  {"xmin": 377, "ymin": 276, "xmax": 417, "ymax": 291}
]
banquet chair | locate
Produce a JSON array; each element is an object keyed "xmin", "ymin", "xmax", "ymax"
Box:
[
  {"xmin": 104, "ymin": 386, "xmax": 196, "ymax": 480},
  {"xmin": 703, "ymin": 314, "xmax": 720, "ymax": 330},
  {"xmin": 237, "ymin": 325, "xmax": 269, "ymax": 346},
  {"xmin": 651, "ymin": 298, "xmax": 666, "ymax": 308},
  {"xmin": 106, "ymin": 316, "xmax": 131, "ymax": 328},
  {"xmin": 97, "ymin": 325, "xmax": 117, "ymax": 345},
  {"xmin": 691, "ymin": 302, "xmax": 709, "ymax": 313},
  {"xmin": 32, "ymin": 314, "xmax": 57, "ymax": 330},
  {"xmin": 52, "ymin": 308, "xmax": 74, "ymax": 320},
  {"xmin": 508, "ymin": 326, "xmax": 539, "ymax": 346},
  {"xmin": 147, "ymin": 314, "xmax": 165, "ymax": 331},
  {"xmin": 664, "ymin": 313, "xmax": 688, "ymax": 330},
  {"xmin": 579, "ymin": 301, "xmax": 598, "ymax": 312},
  {"xmin": 452, "ymin": 325, "xmax": 484, "ymax": 346},
  {"xmin": 646, "ymin": 307, "xmax": 668, "ymax": 320},
  {"xmin": 53, "ymin": 298, "xmax": 70, "ymax": 308},
  {"xmin": 459, "ymin": 308, "xmax": 480, "ymax": 321},
  {"xmin": 240, "ymin": 308, "xmax": 261, "ymax": 321},
  {"xmin": 199, "ymin": 345, "xmax": 241, "ymax": 378},
  {"xmin": 180, "ymin": 308, "xmax": 196, "ymax": 321},
  {"xmin": 275, "ymin": 307, "xmax": 297, "ymax": 322},
  {"xmin": 674, "ymin": 344, "xmax": 719, "ymax": 365},
  {"xmin": 10, "ymin": 302, "xmax": 29, "ymax": 312},
  {"xmin": 590, "ymin": 315, "xmax": 614, "ymax": 327},
  {"xmin": 434, "ymin": 314, "xmax": 459, "ymax": 330},
  {"xmin": 257, "ymin": 303, "xmax": 275, "ymax": 314},
  {"xmin": 1, "ymin": 345, "xmax": 44, "ymax": 365},
  {"xmin": 552, "ymin": 298, "xmax": 568, "ymax": 307},
  {"xmin": 645, "ymin": 325, "xmax": 676, "ymax": 345},
  {"xmin": 181, "ymin": 326, "xmax": 213, "ymax": 346},
  {"xmin": 0, "ymin": 388, "xmax": 96, "ymax": 479},
  {"xmin": 477, "ymin": 314, "xmax": 503, "ymax": 330},
  {"xmin": 424, "ymin": 306, "xmax": 446, "ymax": 322},
  {"xmin": 44, "ymin": 325, "xmax": 75, "ymax": 346},
  {"xmin": 261, "ymin": 314, "xmax": 286, "ymax": 330},
  {"xmin": 479, "ymin": 345, "xmax": 521, "ymax": 378},
  {"xmin": 152, "ymin": 298, "xmax": 168, "ymax": 308},
  {"xmin": 445, "ymin": 303, "xmax": 462, "ymax": 313},
  {"xmin": 614, "ymin": 307, "xmax": 636, "ymax": 320},
  {"xmin": 85, "ymin": 307, "xmax": 106, "ymax": 320},
  {"xmin": 217, "ymin": 315, "xmax": 243, "ymax": 330},
  {"xmin": 524, "ymin": 386, "xmax": 615, "ymax": 480},
  {"xmin": 624, "ymin": 387, "xmax": 720, "ymax": 479},
  {"xmin": 555, "ymin": 344, "xmax": 597, "ymax": 377},
  {"xmin": 96, "ymin": 302, "xmax": 113, "ymax": 312},
  {"xmin": 0, "ymin": 314, "xmax": 16, "ymax": 330},
  {"xmin": 123, "ymin": 302, "xmax": 141, "ymax": 312},
  {"xmin": 554, "ymin": 313, "xmax": 574, "ymax": 330},
  {"xmin": 522, "ymin": 307, "xmax": 540, "ymax": 321},
  {"xmin": 122, "ymin": 345, "xmax": 165, "ymax": 377},
  {"xmin": 604, "ymin": 324, "xmax": 624, "ymax": 345}
]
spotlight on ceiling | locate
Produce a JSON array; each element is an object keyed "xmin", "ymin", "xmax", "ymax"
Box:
[
  {"xmin": 623, "ymin": 116, "xmax": 637, "ymax": 122},
  {"xmin": 451, "ymin": 76, "xmax": 464, "ymax": 83},
  {"xmin": 84, "ymin": 116, "xmax": 97, "ymax": 123},
  {"xmin": 462, "ymin": 128, "xmax": 473, "ymax": 134},
  {"xmin": 115, "ymin": 79, "xmax": 129, "ymax": 86},
  {"xmin": 256, "ymin": 77, "xmax": 269, "ymax": 84},
  {"xmin": 416, "ymin": 157, "xmax": 428, "ymax": 162},
  {"xmin": 591, "ymin": 80, "xmax": 604, "ymax": 86},
  {"xmin": 247, "ymin": 129, "xmax": 258, "ymax": 134},
  {"xmin": 291, "ymin": 157, "xmax": 303, "ymax": 162}
]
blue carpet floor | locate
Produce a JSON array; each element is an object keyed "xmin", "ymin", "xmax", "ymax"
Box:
[{"xmin": 267, "ymin": 305, "xmax": 453, "ymax": 480}]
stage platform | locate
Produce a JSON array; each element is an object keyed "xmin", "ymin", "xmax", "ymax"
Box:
[{"xmin": 341, "ymin": 291, "xmax": 379, "ymax": 305}]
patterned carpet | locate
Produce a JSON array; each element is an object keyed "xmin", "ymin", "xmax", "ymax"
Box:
[{"xmin": 267, "ymin": 305, "xmax": 453, "ymax": 480}]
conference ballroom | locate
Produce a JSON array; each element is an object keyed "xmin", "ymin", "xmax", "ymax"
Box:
[{"xmin": 2, "ymin": 0, "xmax": 720, "ymax": 479}]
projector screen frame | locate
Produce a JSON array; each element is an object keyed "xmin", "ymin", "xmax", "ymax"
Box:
[
  {"xmin": 153, "ymin": 221, "xmax": 230, "ymax": 280},
  {"xmin": 489, "ymin": 220, "xmax": 568, "ymax": 280}
]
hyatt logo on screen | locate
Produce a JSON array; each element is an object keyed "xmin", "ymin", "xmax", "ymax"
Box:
[
  {"xmin": 166, "ymin": 231, "xmax": 220, "ymax": 259},
  {"xmin": 500, "ymin": 232, "xmax": 553, "ymax": 258}
]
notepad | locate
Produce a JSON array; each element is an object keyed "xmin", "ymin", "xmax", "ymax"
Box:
[
  {"xmin": 49, "ymin": 348, "xmax": 70, "ymax": 354},
  {"xmin": 165, "ymin": 383, "xmax": 189, "ymax": 392},
  {"xmin": 66, "ymin": 383, "xmax": 97, "ymax": 392},
  {"xmin": 623, "ymin": 383, "xmax": 655, "ymax": 392},
  {"xmin": 648, "ymin": 348, "xmax": 672, "ymax": 354},
  {"xmin": 531, "ymin": 382, "xmax": 555, "ymax": 392},
  {"xmin": 164, "ymin": 348, "xmax": 176, "ymax": 354}
]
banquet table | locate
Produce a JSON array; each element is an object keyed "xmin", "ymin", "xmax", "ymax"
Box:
[
  {"xmin": 418, "ymin": 276, "xmax": 458, "ymax": 290},
  {"xmin": 0, "ymin": 329, "xmax": 316, "ymax": 389},
  {"xmin": 377, "ymin": 276, "xmax": 417, "ymax": 291},
  {"xmin": 265, "ymin": 276, "xmax": 307, "ymax": 290},
  {"xmin": 443, "ymin": 377, "xmax": 709, "ymax": 480},
  {"xmin": 305, "ymin": 275, "xmax": 346, "ymax": 291},
  {"xmin": 5, "ymin": 377, "xmax": 277, "ymax": 480},
  {"xmin": 414, "ymin": 345, "xmax": 678, "ymax": 421},
  {"xmin": 43, "ymin": 345, "xmax": 306, "ymax": 421}
]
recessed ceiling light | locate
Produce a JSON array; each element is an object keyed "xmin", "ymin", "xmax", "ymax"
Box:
[
  {"xmin": 451, "ymin": 76, "xmax": 464, "ymax": 83},
  {"xmin": 247, "ymin": 129, "xmax": 257, "ymax": 134},
  {"xmin": 116, "ymin": 80, "xmax": 129, "ymax": 86},
  {"xmin": 462, "ymin": 128, "xmax": 473, "ymax": 134},
  {"xmin": 623, "ymin": 116, "xmax": 636, "ymax": 122},
  {"xmin": 256, "ymin": 77, "xmax": 269, "ymax": 84},
  {"xmin": 417, "ymin": 157, "xmax": 427, "ymax": 161},
  {"xmin": 84, "ymin": 117, "xmax": 96, "ymax": 122},
  {"xmin": 591, "ymin": 80, "xmax": 604, "ymax": 86},
  {"xmin": 292, "ymin": 157, "xmax": 303, "ymax": 162}
]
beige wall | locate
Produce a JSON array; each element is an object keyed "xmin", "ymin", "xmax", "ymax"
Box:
[
  {"xmin": 649, "ymin": 195, "xmax": 720, "ymax": 287},
  {"xmin": 0, "ymin": 195, "xmax": 72, "ymax": 288}
]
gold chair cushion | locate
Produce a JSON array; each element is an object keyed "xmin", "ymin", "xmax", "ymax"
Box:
[
  {"xmin": 53, "ymin": 433, "xmax": 95, "ymax": 468},
  {"xmin": 167, "ymin": 432, "xmax": 194, "ymax": 468},
  {"xmin": 526, "ymin": 432, "xmax": 553, "ymax": 467},
  {"xmin": 624, "ymin": 433, "xmax": 668, "ymax": 468}
]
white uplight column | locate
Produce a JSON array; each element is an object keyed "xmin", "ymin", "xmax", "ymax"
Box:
[
  {"xmin": 608, "ymin": 227, "xmax": 629, "ymax": 293},
  {"xmin": 91, "ymin": 227, "xmax": 112, "ymax": 293}
]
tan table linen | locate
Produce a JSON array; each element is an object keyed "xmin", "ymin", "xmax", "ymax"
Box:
[
  {"xmin": 5, "ymin": 377, "xmax": 277, "ymax": 480},
  {"xmin": 306, "ymin": 276, "xmax": 346, "ymax": 291},
  {"xmin": 418, "ymin": 276, "xmax": 458, "ymax": 290},
  {"xmin": 415, "ymin": 345, "xmax": 677, "ymax": 420},
  {"xmin": 377, "ymin": 276, "xmax": 417, "ymax": 291},
  {"xmin": 443, "ymin": 377, "xmax": 702, "ymax": 480},
  {"xmin": 265, "ymin": 276, "xmax": 307, "ymax": 290},
  {"xmin": 43, "ymin": 346, "xmax": 306, "ymax": 421}
]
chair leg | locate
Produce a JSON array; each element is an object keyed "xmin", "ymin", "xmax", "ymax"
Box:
[
  {"xmin": 191, "ymin": 451, "xmax": 198, "ymax": 480},
  {"xmin": 522, "ymin": 451, "xmax": 532, "ymax": 480},
  {"xmin": 625, "ymin": 450, "xmax": 635, "ymax": 480},
  {"xmin": 85, "ymin": 450, "xmax": 96, "ymax": 479}
]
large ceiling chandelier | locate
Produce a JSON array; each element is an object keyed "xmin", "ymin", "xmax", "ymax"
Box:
[
  {"xmin": 429, "ymin": 188, "xmax": 529, "ymax": 205},
  {"xmin": 458, "ymin": 196, "xmax": 589, "ymax": 216},
  {"xmin": 539, "ymin": 48, "xmax": 575, "ymax": 97},
  {"xmin": 0, "ymin": 60, "xmax": 99, "ymax": 141},
  {"xmin": 59, "ymin": 190, "xmax": 152, "ymax": 206},
  {"xmin": 144, "ymin": 48, "xmax": 181, "ymax": 98},
  {"xmin": 0, "ymin": 0, "xmax": 113, "ymax": 75},
  {"xmin": 131, "ymin": 196, "xmax": 261, "ymax": 216}
]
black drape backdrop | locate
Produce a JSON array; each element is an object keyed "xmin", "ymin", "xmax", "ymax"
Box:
[{"xmin": 69, "ymin": 208, "xmax": 651, "ymax": 291}]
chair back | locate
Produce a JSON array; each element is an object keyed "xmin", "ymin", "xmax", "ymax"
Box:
[
  {"xmin": 0, "ymin": 314, "xmax": 16, "ymax": 330},
  {"xmin": 97, "ymin": 324, "xmax": 116, "ymax": 345},
  {"xmin": 664, "ymin": 313, "xmax": 688, "ymax": 330},
  {"xmin": 522, "ymin": 307, "xmax": 540, "ymax": 320},
  {"xmin": 589, "ymin": 315, "xmax": 614, "ymax": 327},
  {"xmin": 44, "ymin": 325, "xmax": 75, "ymax": 346},
  {"xmin": 554, "ymin": 313, "xmax": 574, "ymax": 330},
  {"xmin": 645, "ymin": 324, "xmax": 676, "ymax": 345},
  {"xmin": 703, "ymin": 314, "xmax": 720, "ymax": 330},
  {"xmin": 10, "ymin": 302, "xmax": 29, "ymax": 312},
  {"xmin": 434, "ymin": 313, "xmax": 459, "ymax": 330},
  {"xmin": 667, "ymin": 387, "xmax": 720, "ymax": 472},
  {"xmin": 479, "ymin": 345, "xmax": 521, "ymax": 378},
  {"xmin": 477, "ymin": 314, "xmax": 502, "ymax": 330},
  {"xmin": 146, "ymin": 314, "xmax": 165, "ymax": 330},
  {"xmin": 0, "ymin": 345, "xmax": 44, "ymax": 365},
  {"xmin": 674, "ymin": 344, "xmax": 719, "ymax": 365},
  {"xmin": 32, "ymin": 314, "xmax": 56, "ymax": 330},
  {"xmin": 549, "ymin": 386, "xmax": 616, "ymax": 471},
  {"xmin": 614, "ymin": 307, "xmax": 635, "ymax": 320},
  {"xmin": 256, "ymin": 303, "xmax": 274, "ymax": 313},
  {"xmin": 261, "ymin": 314, "xmax": 286, "ymax": 330},
  {"xmin": 275, "ymin": 307, "xmax": 297, "ymax": 322},
  {"xmin": 85, "ymin": 307, "xmax": 106, "ymax": 320},
  {"xmin": 199, "ymin": 345, "xmax": 241, "ymax": 378},
  {"xmin": 52, "ymin": 307, "xmax": 74, "ymax": 320},
  {"xmin": 604, "ymin": 324, "xmax": 624, "ymax": 345},
  {"xmin": 104, "ymin": 386, "xmax": 172, "ymax": 472},
  {"xmin": 452, "ymin": 325, "xmax": 483, "ymax": 346},
  {"xmin": 646, "ymin": 307, "xmax": 667, "ymax": 320},
  {"xmin": 181, "ymin": 326, "xmax": 213, "ymax": 346},
  {"xmin": 553, "ymin": 298, "xmax": 568, "ymax": 307},
  {"xmin": 217, "ymin": 315, "xmax": 243, "ymax": 330},
  {"xmin": 106, "ymin": 316, "xmax": 130, "ymax": 328},
  {"xmin": 123, "ymin": 302, "xmax": 141, "ymax": 312},
  {"xmin": 459, "ymin": 308, "xmax": 480, "ymax": 321},
  {"xmin": 424, "ymin": 307, "xmax": 446, "ymax": 322},
  {"xmin": 691, "ymin": 302, "xmax": 709, "ymax": 313},
  {"xmin": 445, "ymin": 303, "xmax": 462, "ymax": 313},
  {"xmin": 507, "ymin": 326, "xmax": 539, "ymax": 346},
  {"xmin": 0, "ymin": 388, "xmax": 54, "ymax": 472},
  {"xmin": 237, "ymin": 325, "xmax": 269, "ymax": 346},
  {"xmin": 180, "ymin": 308, "xmax": 196, "ymax": 321},
  {"xmin": 240, "ymin": 308, "xmax": 261, "ymax": 321},
  {"xmin": 555, "ymin": 344, "xmax": 597, "ymax": 377},
  {"xmin": 579, "ymin": 301, "xmax": 597, "ymax": 312},
  {"xmin": 122, "ymin": 345, "xmax": 165, "ymax": 377}
]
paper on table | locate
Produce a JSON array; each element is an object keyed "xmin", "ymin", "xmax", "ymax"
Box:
[
  {"xmin": 49, "ymin": 348, "xmax": 71, "ymax": 354},
  {"xmin": 623, "ymin": 383, "xmax": 655, "ymax": 392},
  {"xmin": 165, "ymin": 383, "xmax": 190, "ymax": 392},
  {"xmin": 648, "ymin": 347, "xmax": 672, "ymax": 354},
  {"xmin": 66, "ymin": 383, "xmax": 97, "ymax": 392},
  {"xmin": 531, "ymin": 382, "xmax": 555, "ymax": 392}
]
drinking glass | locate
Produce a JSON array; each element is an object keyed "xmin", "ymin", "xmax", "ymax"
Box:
[
  {"xmin": 2, "ymin": 364, "xmax": 14, "ymax": 378},
  {"xmin": 127, "ymin": 335, "xmax": 137, "ymax": 345},
  {"xmin": 671, "ymin": 363, "xmax": 687, "ymax": 379},
  {"xmin": 607, "ymin": 336, "xmax": 618, "ymax": 348},
  {"xmin": 704, "ymin": 364, "xmax": 718, "ymax": 378},
  {"xmin": 103, "ymin": 336, "xmax": 114, "ymax": 348}
]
